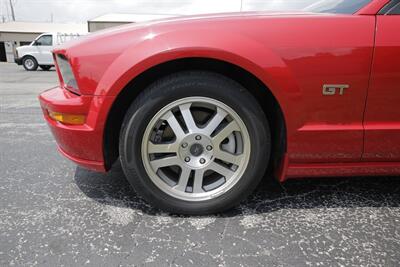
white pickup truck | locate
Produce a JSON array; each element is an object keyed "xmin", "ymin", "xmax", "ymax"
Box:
[{"xmin": 15, "ymin": 32, "xmax": 82, "ymax": 71}]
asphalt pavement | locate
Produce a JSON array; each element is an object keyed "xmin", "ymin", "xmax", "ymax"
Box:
[{"xmin": 1, "ymin": 62, "xmax": 399, "ymax": 266}]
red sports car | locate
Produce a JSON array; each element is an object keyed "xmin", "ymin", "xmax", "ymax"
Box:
[{"xmin": 39, "ymin": 0, "xmax": 400, "ymax": 214}]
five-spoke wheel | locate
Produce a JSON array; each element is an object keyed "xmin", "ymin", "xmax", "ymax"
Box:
[
  {"xmin": 141, "ymin": 97, "xmax": 251, "ymax": 201},
  {"xmin": 119, "ymin": 72, "xmax": 270, "ymax": 214}
]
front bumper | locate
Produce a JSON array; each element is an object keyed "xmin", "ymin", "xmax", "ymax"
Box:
[
  {"xmin": 15, "ymin": 57, "xmax": 22, "ymax": 65},
  {"xmin": 39, "ymin": 87, "xmax": 114, "ymax": 172}
]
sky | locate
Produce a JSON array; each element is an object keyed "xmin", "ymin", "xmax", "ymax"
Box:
[{"xmin": 0, "ymin": 0, "xmax": 318, "ymax": 24}]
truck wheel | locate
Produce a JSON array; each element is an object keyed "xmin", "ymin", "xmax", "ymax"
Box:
[
  {"xmin": 22, "ymin": 56, "xmax": 38, "ymax": 71},
  {"xmin": 39, "ymin": 65, "xmax": 52, "ymax": 71},
  {"xmin": 119, "ymin": 71, "xmax": 271, "ymax": 214}
]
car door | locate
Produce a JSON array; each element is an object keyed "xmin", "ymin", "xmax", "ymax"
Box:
[
  {"xmin": 363, "ymin": 2, "xmax": 400, "ymax": 161},
  {"xmin": 32, "ymin": 34, "xmax": 53, "ymax": 64},
  {"xmin": 277, "ymin": 15, "xmax": 375, "ymax": 163}
]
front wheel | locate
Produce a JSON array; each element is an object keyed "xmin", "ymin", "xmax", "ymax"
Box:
[
  {"xmin": 119, "ymin": 72, "xmax": 271, "ymax": 214},
  {"xmin": 22, "ymin": 56, "xmax": 38, "ymax": 71}
]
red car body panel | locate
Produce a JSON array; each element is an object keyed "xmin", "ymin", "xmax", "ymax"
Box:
[
  {"xmin": 357, "ymin": 0, "xmax": 390, "ymax": 14},
  {"xmin": 363, "ymin": 15, "xmax": 400, "ymax": 161},
  {"xmin": 39, "ymin": 0, "xmax": 400, "ymax": 181},
  {"xmin": 39, "ymin": 87, "xmax": 113, "ymax": 171}
]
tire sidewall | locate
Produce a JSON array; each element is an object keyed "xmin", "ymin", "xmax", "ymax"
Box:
[
  {"xmin": 22, "ymin": 56, "xmax": 38, "ymax": 71},
  {"xmin": 120, "ymin": 72, "xmax": 271, "ymax": 214}
]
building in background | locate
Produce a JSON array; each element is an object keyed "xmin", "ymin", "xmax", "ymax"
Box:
[
  {"xmin": 0, "ymin": 22, "xmax": 86, "ymax": 62},
  {"xmin": 87, "ymin": 13, "xmax": 176, "ymax": 32}
]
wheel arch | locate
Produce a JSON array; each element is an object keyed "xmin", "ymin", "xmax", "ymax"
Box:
[
  {"xmin": 22, "ymin": 54, "xmax": 37, "ymax": 61},
  {"xmin": 103, "ymin": 57, "xmax": 287, "ymax": 179}
]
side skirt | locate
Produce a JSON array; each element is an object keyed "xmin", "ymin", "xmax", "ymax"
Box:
[{"xmin": 278, "ymin": 154, "xmax": 400, "ymax": 182}]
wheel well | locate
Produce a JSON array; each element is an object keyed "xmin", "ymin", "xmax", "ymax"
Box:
[
  {"xmin": 22, "ymin": 55, "xmax": 34, "ymax": 60},
  {"xmin": 22, "ymin": 55, "xmax": 36, "ymax": 62},
  {"xmin": 103, "ymin": 57, "xmax": 287, "ymax": 175}
]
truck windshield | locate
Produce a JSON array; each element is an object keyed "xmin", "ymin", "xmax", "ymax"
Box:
[{"xmin": 251, "ymin": 0, "xmax": 372, "ymax": 14}]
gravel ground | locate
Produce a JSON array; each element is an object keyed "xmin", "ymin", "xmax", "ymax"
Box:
[{"xmin": 1, "ymin": 62, "xmax": 400, "ymax": 266}]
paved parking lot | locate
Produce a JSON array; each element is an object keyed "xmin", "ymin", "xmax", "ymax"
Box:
[{"xmin": 1, "ymin": 62, "xmax": 400, "ymax": 266}]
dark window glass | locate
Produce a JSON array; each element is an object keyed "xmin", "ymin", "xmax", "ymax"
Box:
[
  {"xmin": 388, "ymin": 3, "xmax": 400, "ymax": 14},
  {"xmin": 20, "ymin": 41, "xmax": 31, "ymax": 46},
  {"xmin": 303, "ymin": 0, "xmax": 372, "ymax": 14},
  {"xmin": 245, "ymin": 0, "xmax": 372, "ymax": 14},
  {"xmin": 35, "ymin": 35, "xmax": 52, "ymax": 46}
]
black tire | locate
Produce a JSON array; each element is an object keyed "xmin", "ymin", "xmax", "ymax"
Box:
[
  {"xmin": 22, "ymin": 56, "xmax": 38, "ymax": 71},
  {"xmin": 119, "ymin": 71, "xmax": 271, "ymax": 214},
  {"xmin": 39, "ymin": 65, "xmax": 52, "ymax": 71}
]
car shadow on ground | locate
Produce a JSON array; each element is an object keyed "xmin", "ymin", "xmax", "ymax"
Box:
[
  {"xmin": 37, "ymin": 69, "xmax": 56, "ymax": 72},
  {"xmin": 74, "ymin": 162, "xmax": 400, "ymax": 217}
]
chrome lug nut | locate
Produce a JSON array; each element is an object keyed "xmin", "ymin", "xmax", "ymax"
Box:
[
  {"xmin": 195, "ymin": 135, "xmax": 201, "ymax": 140},
  {"xmin": 184, "ymin": 157, "xmax": 191, "ymax": 162},
  {"xmin": 181, "ymin": 143, "xmax": 188, "ymax": 148},
  {"xmin": 200, "ymin": 158, "xmax": 206, "ymax": 164},
  {"xmin": 206, "ymin": 145, "xmax": 213, "ymax": 151}
]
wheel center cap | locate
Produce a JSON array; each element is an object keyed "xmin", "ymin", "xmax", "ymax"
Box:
[
  {"xmin": 178, "ymin": 134, "xmax": 213, "ymax": 169},
  {"xmin": 190, "ymin": 143, "xmax": 203, "ymax": 157}
]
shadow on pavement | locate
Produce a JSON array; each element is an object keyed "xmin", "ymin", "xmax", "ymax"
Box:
[{"xmin": 74, "ymin": 161, "xmax": 400, "ymax": 217}]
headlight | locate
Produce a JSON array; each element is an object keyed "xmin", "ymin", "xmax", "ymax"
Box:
[{"xmin": 55, "ymin": 54, "xmax": 79, "ymax": 94}]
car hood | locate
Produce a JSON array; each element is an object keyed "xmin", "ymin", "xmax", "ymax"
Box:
[
  {"xmin": 16, "ymin": 45, "xmax": 32, "ymax": 51},
  {"xmin": 53, "ymin": 11, "xmax": 330, "ymax": 95},
  {"xmin": 56, "ymin": 11, "xmax": 320, "ymax": 52}
]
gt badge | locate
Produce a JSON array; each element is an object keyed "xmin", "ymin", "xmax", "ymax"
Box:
[{"xmin": 322, "ymin": 84, "xmax": 349, "ymax": 96}]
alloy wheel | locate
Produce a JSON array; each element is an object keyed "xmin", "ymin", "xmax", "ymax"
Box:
[{"xmin": 141, "ymin": 97, "xmax": 251, "ymax": 201}]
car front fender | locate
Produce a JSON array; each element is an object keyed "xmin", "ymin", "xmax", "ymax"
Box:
[{"xmin": 95, "ymin": 29, "xmax": 304, "ymax": 134}]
